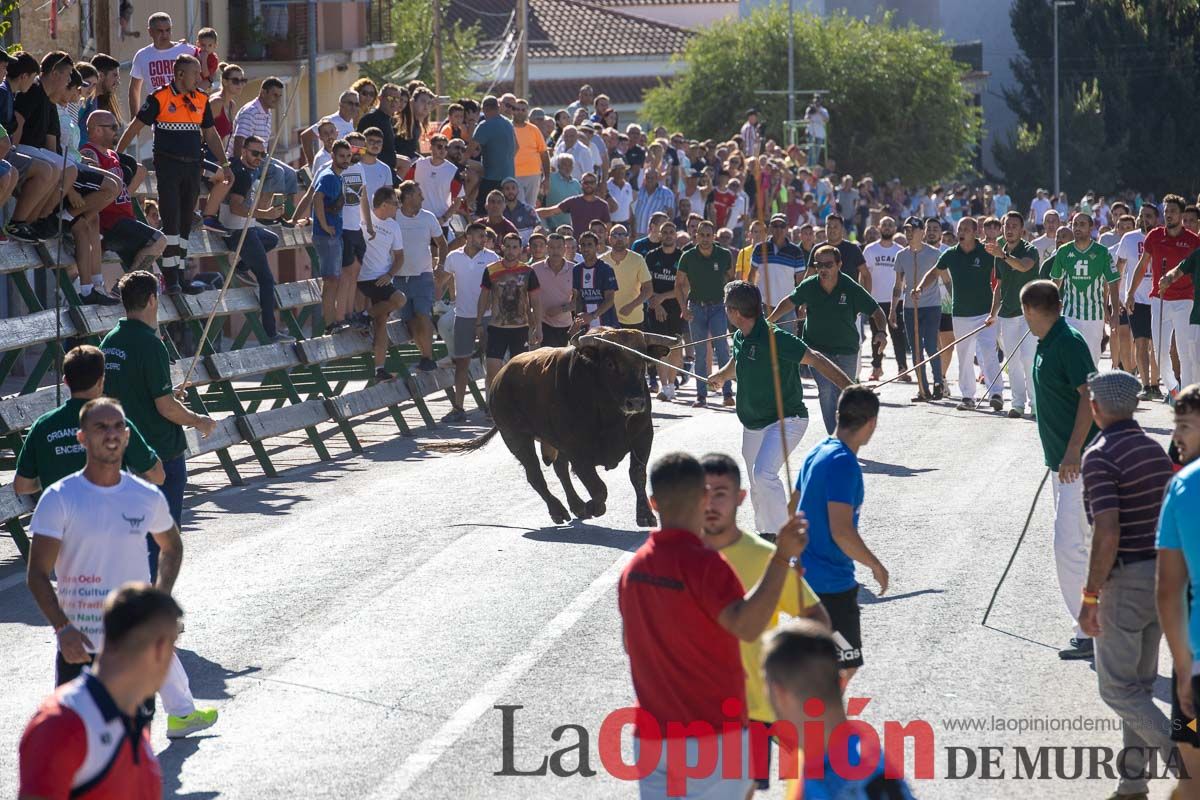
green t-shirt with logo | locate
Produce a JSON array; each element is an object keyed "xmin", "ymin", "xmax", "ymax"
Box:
[
  {"xmin": 16, "ymin": 397, "xmax": 159, "ymax": 488},
  {"xmin": 1033, "ymin": 317, "xmax": 1098, "ymax": 470},
  {"xmin": 101, "ymin": 318, "xmax": 187, "ymax": 461},
  {"xmin": 732, "ymin": 317, "xmax": 809, "ymax": 430},
  {"xmin": 994, "ymin": 238, "xmax": 1042, "ymax": 318},
  {"xmin": 789, "ymin": 271, "xmax": 879, "ymax": 355},
  {"xmin": 678, "ymin": 245, "xmax": 733, "ymax": 304},
  {"xmin": 936, "ymin": 243, "xmax": 996, "ymax": 317},
  {"xmin": 1049, "ymin": 241, "xmax": 1119, "ymax": 321}
]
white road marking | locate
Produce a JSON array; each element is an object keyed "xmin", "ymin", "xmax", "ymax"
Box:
[{"xmin": 366, "ymin": 551, "xmax": 633, "ymax": 799}]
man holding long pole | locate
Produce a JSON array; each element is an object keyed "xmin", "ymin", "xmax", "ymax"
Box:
[{"xmin": 708, "ymin": 281, "xmax": 852, "ymax": 538}]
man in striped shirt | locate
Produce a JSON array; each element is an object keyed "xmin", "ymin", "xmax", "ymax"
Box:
[
  {"xmin": 1050, "ymin": 212, "xmax": 1120, "ymax": 364},
  {"xmin": 1078, "ymin": 369, "xmax": 1174, "ymax": 798}
]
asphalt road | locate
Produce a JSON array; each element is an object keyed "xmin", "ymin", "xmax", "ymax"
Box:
[{"xmin": 0, "ymin": 345, "xmax": 1182, "ymax": 799}]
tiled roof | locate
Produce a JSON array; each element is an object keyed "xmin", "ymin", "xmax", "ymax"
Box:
[
  {"xmin": 448, "ymin": 0, "xmax": 694, "ymax": 60},
  {"xmin": 489, "ymin": 75, "xmax": 672, "ymax": 108}
]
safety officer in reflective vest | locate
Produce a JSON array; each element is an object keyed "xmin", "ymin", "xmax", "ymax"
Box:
[{"xmin": 117, "ymin": 54, "xmax": 231, "ymax": 294}]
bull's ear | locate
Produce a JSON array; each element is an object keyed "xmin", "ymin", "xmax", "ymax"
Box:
[{"xmin": 646, "ymin": 344, "xmax": 671, "ymax": 359}]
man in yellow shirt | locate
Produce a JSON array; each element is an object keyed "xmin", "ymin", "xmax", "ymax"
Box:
[
  {"xmin": 736, "ymin": 220, "xmax": 767, "ymax": 281},
  {"xmin": 701, "ymin": 452, "xmax": 830, "ymax": 798},
  {"xmin": 603, "ymin": 224, "xmax": 653, "ymax": 327}
]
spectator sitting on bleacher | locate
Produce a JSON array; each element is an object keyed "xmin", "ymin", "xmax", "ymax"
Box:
[
  {"xmin": 14, "ymin": 344, "xmax": 165, "ymax": 496},
  {"xmin": 0, "ymin": 53, "xmax": 58, "ymax": 243},
  {"xmin": 219, "ymin": 134, "xmax": 294, "ymax": 344},
  {"xmin": 228, "ymin": 77, "xmax": 301, "ymax": 220},
  {"xmin": 80, "ymin": 110, "xmax": 166, "ymax": 275}
]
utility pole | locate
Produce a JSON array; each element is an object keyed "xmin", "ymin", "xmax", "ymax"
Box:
[
  {"xmin": 1053, "ymin": 0, "xmax": 1074, "ymax": 198},
  {"xmin": 787, "ymin": 0, "xmax": 795, "ymax": 146},
  {"xmin": 432, "ymin": 0, "xmax": 444, "ymax": 98},
  {"xmin": 514, "ymin": 0, "xmax": 529, "ymax": 99}
]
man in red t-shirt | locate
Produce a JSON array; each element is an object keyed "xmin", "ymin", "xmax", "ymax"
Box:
[
  {"xmin": 19, "ymin": 583, "xmax": 181, "ymax": 800},
  {"xmin": 81, "ymin": 110, "xmax": 166, "ymax": 273},
  {"xmin": 1125, "ymin": 193, "xmax": 1200, "ymax": 395},
  {"xmin": 619, "ymin": 452, "xmax": 806, "ymax": 798}
]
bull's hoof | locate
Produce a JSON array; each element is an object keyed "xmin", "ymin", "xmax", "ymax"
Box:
[
  {"xmin": 548, "ymin": 498, "xmax": 571, "ymax": 525},
  {"xmin": 636, "ymin": 507, "xmax": 658, "ymax": 529},
  {"xmin": 585, "ymin": 499, "xmax": 606, "ymax": 518},
  {"xmin": 568, "ymin": 498, "xmax": 591, "ymax": 520}
]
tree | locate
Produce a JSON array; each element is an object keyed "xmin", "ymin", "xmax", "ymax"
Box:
[
  {"xmin": 363, "ymin": 0, "xmax": 478, "ymax": 100},
  {"xmin": 641, "ymin": 7, "xmax": 982, "ymax": 185},
  {"xmin": 996, "ymin": 0, "xmax": 1200, "ymax": 201}
]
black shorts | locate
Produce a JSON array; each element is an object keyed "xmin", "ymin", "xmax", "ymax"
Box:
[
  {"xmin": 486, "ymin": 325, "xmax": 528, "ymax": 360},
  {"xmin": 358, "ymin": 279, "xmax": 401, "ymax": 305},
  {"xmin": 939, "ymin": 312, "xmax": 953, "ymax": 333},
  {"xmin": 1131, "ymin": 302, "xmax": 1153, "ymax": 339},
  {"xmin": 817, "ymin": 586, "xmax": 863, "ymax": 668},
  {"xmin": 342, "ymin": 229, "xmax": 367, "ymax": 268},
  {"xmin": 57, "ymin": 650, "xmax": 155, "ymax": 718},
  {"xmin": 102, "ymin": 217, "xmax": 162, "ymax": 267},
  {"xmin": 645, "ymin": 299, "xmax": 685, "ymax": 336},
  {"xmin": 541, "ymin": 323, "xmax": 570, "ymax": 348},
  {"xmin": 1170, "ymin": 670, "xmax": 1200, "ymax": 746}
]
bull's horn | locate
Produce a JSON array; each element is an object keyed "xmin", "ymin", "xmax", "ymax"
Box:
[{"xmin": 641, "ymin": 332, "xmax": 681, "ymax": 349}]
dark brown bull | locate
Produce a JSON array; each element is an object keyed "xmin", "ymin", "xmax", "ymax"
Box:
[{"xmin": 424, "ymin": 328, "xmax": 678, "ymax": 527}]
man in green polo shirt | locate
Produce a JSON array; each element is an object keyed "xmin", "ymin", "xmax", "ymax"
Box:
[
  {"xmin": 1023, "ymin": 279, "xmax": 1099, "ymax": 661},
  {"xmin": 769, "ymin": 243, "xmax": 885, "ymax": 434},
  {"xmin": 915, "ymin": 216, "xmax": 1001, "ymax": 411},
  {"xmin": 986, "ymin": 210, "xmax": 1042, "ymax": 418},
  {"xmin": 101, "ymin": 271, "xmax": 216, "ymax": 580},
  {"xmin": 675, "ymin": 219, "xmax": 734, "ymax": 407},
  {"xmin": 709, "ymin": 281, "xmax": 852, "ymax": 536},
  {"xmin": 1049, "ymin": 211, "xmax": 1119, "ymax": 364},
  {"xmin": 14, "ymin": 345, "xmax": 164, "ymax": 495}
]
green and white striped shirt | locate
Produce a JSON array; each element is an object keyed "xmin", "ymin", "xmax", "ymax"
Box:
[{"xmin": 1050, "ymin": 241, "xmax": 1119, "ymax": 321}]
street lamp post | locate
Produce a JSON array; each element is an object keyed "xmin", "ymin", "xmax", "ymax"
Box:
[{"xmin": 1053, "ymin": 0, "xmax": 1074, "ymax": 198}]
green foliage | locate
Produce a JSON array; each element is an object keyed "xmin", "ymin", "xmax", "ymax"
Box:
[
  {"xmin": 641, "ymin": 7, "xmax": 982, "ymax": 185},
  {"xmin": 997, "ymin": 0, "xmax": 1200, "ymax": 200},
  {"xmin": 362, "ymin": 0, "xmax": 478, "ymax": 99}
]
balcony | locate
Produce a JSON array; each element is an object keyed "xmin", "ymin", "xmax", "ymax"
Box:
[{"xmin": 229, "ymin": 0, "xmax": 395, "ymax": 63}]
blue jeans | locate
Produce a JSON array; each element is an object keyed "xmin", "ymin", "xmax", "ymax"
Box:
[
  {"xmin": 904, "ymin": 305, "xmax": 943, "ymax": 390},
  {"xmin": 227, "ymin": 227, "xmax": 279, "ymax": 336},
  {"xmin": 150, "ymin": 455, "xmax": 187, "ymax": 581},
  {"xmin": 688, "ymin": 300, "xmax": 731, "ymax": 400},
  {"xmin": 815, "ymin": 352, "xmax": 858, "ymax": 434}
]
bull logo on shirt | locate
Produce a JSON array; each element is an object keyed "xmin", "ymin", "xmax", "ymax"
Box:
[{"xmin": 122, "ymin": 513, "xmax": 145, "ymax": 532}]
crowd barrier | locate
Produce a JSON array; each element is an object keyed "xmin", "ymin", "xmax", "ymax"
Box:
[{"xmin": 0, "ymin": 180, "xmax": 487, "ymax": 560}]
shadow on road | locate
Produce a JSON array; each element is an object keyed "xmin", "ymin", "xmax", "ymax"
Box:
[
  {"xmin": 858, "ymin": 459, "xmax": 938, "ymax": 477},
  {"xmin": 524, "ymin": 522, "xmax": 647, "ymax": 550},
  {"xmin": 858, "ymin": 587, "xmax": 944, "ymax": 605},
  {"xmin": 176, "ymin": 648, "xmax": 261, "ymax": 701},
  {"xmin": 159, "ymin": 734, "xmax": 219, "ymax": 800}
]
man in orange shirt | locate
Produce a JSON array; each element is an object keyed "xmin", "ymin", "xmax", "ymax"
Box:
[{"xmin": 512, "ymin": 97, "xmax": 549, "ymax": 209}]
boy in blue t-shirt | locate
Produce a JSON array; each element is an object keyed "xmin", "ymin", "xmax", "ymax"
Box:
[
  {"xmin": 763, "ymin": 619, "xmax": 917, "ymax": 800},
  {"xmin": 797, "ymin": 386, "xmax": 888, "ymax": 682}
]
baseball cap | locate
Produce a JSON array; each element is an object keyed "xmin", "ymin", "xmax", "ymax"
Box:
[
  {"xmin": 529, "ymin": 107, "xmax": 546, "ymax": 122},
  {"xmin": 1086, "ymin": 369, "xmax": 1140, "ymax": 415}
]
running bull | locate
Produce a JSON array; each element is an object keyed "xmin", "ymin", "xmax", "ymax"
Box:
[{"xmin": 426, "ymin": 328, "xmax": 678, "ymax": 527}]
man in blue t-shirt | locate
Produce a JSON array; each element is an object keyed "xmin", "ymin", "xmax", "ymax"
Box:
[
  {"xmin": 571, "ymin": 230, "xmax": 619, "ymax": 328},
  {"xmin": 1156, "ymin": 384, "xmax": 1200, "ymax": 780},
  {"xmin": 764, "ymin": 619, "xmax": 916, "ymax": 800},
  {"xmin": 797, "ymin": 386, "xmax": 888, "ymax": 683}
]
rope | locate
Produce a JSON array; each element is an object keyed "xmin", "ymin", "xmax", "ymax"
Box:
[
  {"xmin": 175, "ymin": 67, "xmax": 306, "ymax": 391},
  {"xmin": 981, "ymin": 468, "xmax": 1051, "ymax": 627}
]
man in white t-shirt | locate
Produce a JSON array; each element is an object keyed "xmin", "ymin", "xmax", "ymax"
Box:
[
  {"xmin": 356, "ymin": 187, "xmax": 408, "ymax": 382},
  {"xmin": 409, "ymin": 134, "xmax": 462, "ymax": 231},
  {"xmin": 300, "ymin": 91, "xmax": 359, "ymax": 167},
  {"xmin": 395, "ymin": 180, "xmax": 449, "ymax": 371},
  {"xmin": 441, "ymin": 221, "xmax": 498, "ymax": 422},
  {"xmin": 1117, "ymin": 203, "xmax": 1160, "ymax": 398},
  {"xmin": 127, "ymin": 13, "xmax": 194, "ymax": 120},
  {"xmin": 862, "ymin": 216, "xmax": 909, "ymax": 380},
  {"xmin": 1031, "ymin": 208, "xmax": 1062, "ymax": 264},
  {"xmin": 25, "ymin": 397, "xmax": 218, "ymax": 739}
]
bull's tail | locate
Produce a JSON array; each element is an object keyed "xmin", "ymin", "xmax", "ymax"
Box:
[{"xmin": 420, "ymin": 426, "xmax": 500, "ymax": 453}]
